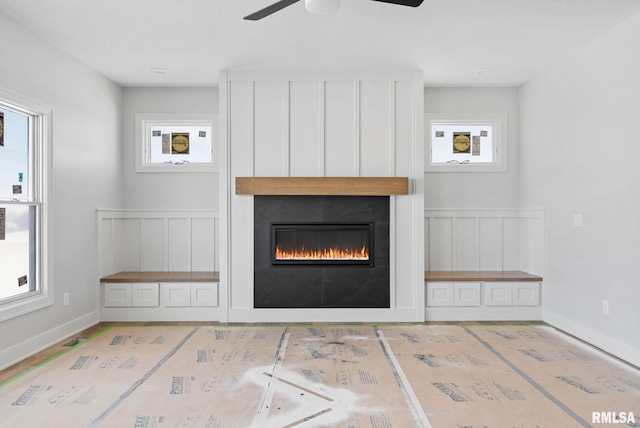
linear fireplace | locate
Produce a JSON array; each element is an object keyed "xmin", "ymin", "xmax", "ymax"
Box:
[
  {"xmin": 254, "ymin": 195, "xmax": 390, "ymax": 308},
  {"xmin": 271, "ymin": 223, "xmax": 374, "ymax": 266}
]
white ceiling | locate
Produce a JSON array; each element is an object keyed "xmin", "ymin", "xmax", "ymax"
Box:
[{"xmin": 1, "ymin": 0, "xmax": 639, "ymax": 87}]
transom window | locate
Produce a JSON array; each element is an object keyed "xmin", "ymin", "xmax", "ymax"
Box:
[
  {"xmin": 425, "ymin": 113, "xmax": 508, "ymax": 172},
  {"xmin": 135, "ymin": 113, "xmax": 217, "ymax": 172}
]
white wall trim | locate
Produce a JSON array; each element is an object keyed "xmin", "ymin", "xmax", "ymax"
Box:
[
  {"xmin": 545, "ymin": 310, "xmax": 640, "ymax": 368},
  {"xmin": 0, "ymin": 310, "xmax": 99, "ymax": 371},
  {"xmin": 424, "ymin": 208, "xmax": 545, "ymax": 275},
  {"xmin": 97, "ymin": 209, "xmax": 220, "ymax": 277}
]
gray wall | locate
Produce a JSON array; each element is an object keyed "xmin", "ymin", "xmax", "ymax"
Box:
[
  {"xmin": 424, "ymin": 88, "xmax": 520, "ymax": 209},
  {"xmin": 519, "ymin": 12, "xmax": 640, "ymax": 365},
  {"xmin": 0, "ymin": 11, "xmax": 122, "ymax": 366},
  {"xmin": 121, "ymin": 87, "xmax": 219, "ymax": 210}
]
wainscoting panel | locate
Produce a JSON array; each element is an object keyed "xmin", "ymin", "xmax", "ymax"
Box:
[
  {"xmin": 360, "ymin": 81, "xmax": 392, "ymax": 177},
  {"xmin": 425, "ymin": 209, "xmax": 545, "ymax": 275},
  {"xmin": 97, "ymin": 210, "xmax": 219, "ymax": 277},
  {"xmin": 141, "ymin": 218, "xmax": 165, "ymax": 271},
  {"xmin": 324, "ymin": 81, "xmax": 357, "ymax": 176},
  {"xmin": 479, "ymin": 217, "xmax": 502, "ymax": 270},
  {"xmin": 289, "ymin": 81, "xmax": 322, "ymax": 177},
  {"xmin": 254, "ymin": 81, "xmax": 287, "ymax": 177}
]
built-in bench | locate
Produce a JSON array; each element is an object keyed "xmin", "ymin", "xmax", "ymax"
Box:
[
  {"xmin": 100, "ymin": 271, "xmax": 219, "ymax": 283},
  {"xmin": 425, "ymin": 270, "xmax": 542, "ymax": 282},
  {"xmin": 424, "ymin": 270, "xmax": 543, "ymax": 321},
  {"xmin": 99, "ymin": 271, "xmax": 221, "ymax": 321}
]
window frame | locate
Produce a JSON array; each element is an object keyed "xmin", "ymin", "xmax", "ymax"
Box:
[
  {"xmin": 0, "ymin": 88, "xmax": 52, "ymax": 321},
  {"xmin": 425, "ymin": 113, "xmax": 508, "ymax": 172},
  {"xmin": 135, "ymin": 113, "xmax": 217, "ymax": 173}
]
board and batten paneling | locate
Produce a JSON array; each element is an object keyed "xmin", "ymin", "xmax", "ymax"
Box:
[
  {"xmin": 97, "ymin": 210, "xmax": 219, "ymax": 277},
  {"xmin": 425, "ymin": 209, "xmax": 545, "ymax": 275},
  {"xmin": 222, "ymin": 71, "xmax": 424, "ymax": 322},
  {"xmin": 229, "ymin": 75, "xmax": 416, "ymax": 179}
]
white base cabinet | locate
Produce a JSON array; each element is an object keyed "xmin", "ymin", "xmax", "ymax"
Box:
[
  {"xmin": 162, "ymin": 283, "xmax": 219, "ymax": 307},
  {"xmin": 426, "ymin": 281, "xmax": 541, "ymax": 321},
  {"xmin": 101, "ymin": 282, "xmax": 220, "ymax": 321},
  {"xmin": 104, "ymin": 283, "xmax": 159, "ymax": 307}
]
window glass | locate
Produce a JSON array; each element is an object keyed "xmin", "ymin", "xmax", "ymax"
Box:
[
  {"xmin": 136, "ymin": 114, "xmax": 217, "ymax": 172},
  {"xmin": 0, "ymin": 204, "xmax": 36, "ymax": 300},
  {"xmin": 148, "ymin": 124, "xmax": 212, "ymax": 165},
  {"xmin": 431, "ymin": 124, "xmax": 494, "ymax": 165},
  {"xmin": 0, "ymin": 108, "xmax": 30, "ymax": 200},
  {"xmin": 425, "ymin": 113, "xmax": 508, "ymax": 172},
  {"xmin": 0, "ymin": 101, "xmax": 41, "ymax": 307}
]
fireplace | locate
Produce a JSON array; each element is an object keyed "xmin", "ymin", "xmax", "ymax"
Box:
[
  {"xmin": 254, "ymin": 195, "xmax": 390, "ymax": 308},
  {"xmin": 271, "ymin": 223, "xmax": 374, "ymax": 266}
]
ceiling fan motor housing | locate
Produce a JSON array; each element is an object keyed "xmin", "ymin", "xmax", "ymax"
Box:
[{"xmin": 305, "ymin": 0, "xmax": 341, "ymax": 14}]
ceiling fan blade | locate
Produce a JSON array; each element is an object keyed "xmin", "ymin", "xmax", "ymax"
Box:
[
  {"xmin": 244, "ymin": 0, "xmax": 301, "ymax": 20},
  {"xmin": 369, "ymin": 0, "xmax": 424, "ymax": 7}
]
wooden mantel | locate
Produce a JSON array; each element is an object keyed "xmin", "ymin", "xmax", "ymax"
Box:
[{"xmin": 235, "ymin": 177, "xmax": 409, "ymax": 196}]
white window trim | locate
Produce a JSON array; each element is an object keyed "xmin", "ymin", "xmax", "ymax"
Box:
[
  {"xmin": 0, "ymin": 88, "xmax": 53, "ymax": 322},
  {"xmin": 425, "ymin": 113, "xmax": 508, "ymax": 172},
  {"xmin": 135, "ymin": 113, "xmax": 217, "ymax": 173}
]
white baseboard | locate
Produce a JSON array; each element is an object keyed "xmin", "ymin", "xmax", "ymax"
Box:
[
  {"xmin": 544, "ymin": 310, "xmax": 640, "ymax": 368},
  {"xmin": 0, "ymin": 310, "xmax": 100, "ymax": 372}
]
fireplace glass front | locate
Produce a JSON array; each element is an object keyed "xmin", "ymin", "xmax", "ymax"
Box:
[{"xmin": 271, "ymin": 223, "xmax": 373, "ymax": 266}]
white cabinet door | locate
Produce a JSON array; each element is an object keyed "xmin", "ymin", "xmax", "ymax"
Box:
[
  {"xmin": 162, "ymin": 283, "xmax": 191, "ymax": 307},
  {"xmin": 454, "ymin": 283, "xmax": 481, "ymax": 307},
  {"xmin": 426, "ymin": 283, "xmax": 453, "ymax": 307},
  {"xmin": 191, "ymin": 283, "xmax": 218, "ymax": 307},
  {"xmin": 132, "ymin": 283, "xmax": 159, "ymax": 307},
  {"xmin": 513, "ymin": 283, "xmax": 540, "ymax": 306},
  {"xmin": 484, "ymin": 282, "xmax": 512, "ymax": 306},
  {"xmin": 104, "ymin": 283, "xmax": 132, "ymax": 307}
]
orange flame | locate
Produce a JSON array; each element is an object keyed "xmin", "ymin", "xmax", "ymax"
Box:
[{"xmin": 275, "ymin": 246, "xmax": 369, "ymax": 261}]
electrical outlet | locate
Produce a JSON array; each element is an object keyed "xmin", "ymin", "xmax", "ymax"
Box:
[
  {"xmin": 602, "ymin": 300, "xmax": 609, "ymax": 315},
  {"xmin": 64, "ymin": 292, "xmax": 69, "ymax": 306},
  {"xmin": 574, "ymin": 213, "xmax": 583, "ymax": 227}
]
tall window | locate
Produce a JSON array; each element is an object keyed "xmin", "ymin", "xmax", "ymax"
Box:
[{"xmin": 0, "ymin": 89, "xmax": 51, "ymax": 320}]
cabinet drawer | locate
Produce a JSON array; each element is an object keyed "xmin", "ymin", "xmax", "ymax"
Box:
[
  {"xmin": 132, "ymin": 283, "xmax": 159, "ymax": 307},
  {"xmin": 104, "ymin": 283, "xmax": 132, "ymax": 307},
  {"xmin": 484, "ymin": 282, "xmax": 513, "ymax": 306},
  {"xmin": 426, "ymin": 283, "xmax": 453, "ymax": 307},
  {"xmin": 513, "ymin": 283, "xmax": 540, "ymax": 306},
  {"xmin": 162, "ymin": 283, "xmax": 191, "ymax": 307},
  {"xmin": 453, "ymin": 283, "xmax": 481, "ymax": 307},
  {"xmin": 191, "ymin": 283, "xmax": 218, "ymax": 307}
]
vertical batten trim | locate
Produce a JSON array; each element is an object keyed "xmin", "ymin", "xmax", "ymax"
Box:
[
  {"xmin": 354, "ymin": 80, "xmax": 361, "ymax": 177},
  {"xmin": 318, "ymin": 81, "xmax": 326, "ymax": 177},
  {"xmin": 283, "ymin": 80, "xmax": 291, "ymax": 176},
  {"xmin": 389, "ymin": 196, "xmax": 397, "ymax": 308},
  {"xmin": 389, "ymin": 80, "xmax": 396, "ymax": 177},
  {"xmin": 163, "ymin": 217, "xmax": 170, "ymax": 271},
  {"xmin": 186, "ymin": 218, "xmax": 193, "ymax": 272},
  {"xmin": 219, "ymin": 72, "xmax": 230, "ymax": 322},
  {"xmin": 499, "ymin": 217, "xmax": 504, "ymax": 271},
  {"xmin": 451, "ymin": 217, "xmax": 457, "ymax": 271},
  {"xmin": 138, "ymin": 218, "xmax": 144, "ymax": 271},
  {"xmin": 248, "ymin": 80, "xmax": 256, "ymax": 176},
  {"xmin": 475, "ymin": 216, "xmax": 481, "ymax": 271}
]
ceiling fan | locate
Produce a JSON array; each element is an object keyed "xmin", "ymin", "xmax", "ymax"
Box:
[{"xmin": 244, "ymin": 0, "xmax": 424, "ymax": 21}]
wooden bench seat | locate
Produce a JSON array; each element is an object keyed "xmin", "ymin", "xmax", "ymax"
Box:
[
  {"xmin": 425, "ymin": 271, "xmax": 542, "ymax": 282},
  {"xmin": 100, "ymin": 271, "xmax": 219, "ymax": 283}
]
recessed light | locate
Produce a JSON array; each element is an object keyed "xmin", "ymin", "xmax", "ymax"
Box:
[{"xmin": 151, "ymin": 68, "xmax": 168, "ymax": 75}]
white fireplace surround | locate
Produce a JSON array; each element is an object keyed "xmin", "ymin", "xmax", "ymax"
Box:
[{"xmin": 219, "ymin": 71, "xmax": 425, "ymax": 322}]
